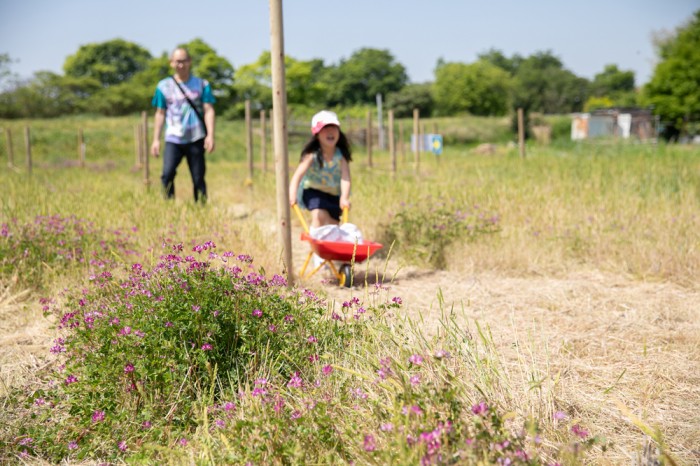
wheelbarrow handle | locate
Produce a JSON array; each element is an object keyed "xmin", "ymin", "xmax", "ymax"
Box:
[
  {"xmin": 342, "ymin": 207, "xmax": 349, "ymax": 225},
  {"xmin": 292, "ymin": 204, "xmax": 310, "ymax": 233}
]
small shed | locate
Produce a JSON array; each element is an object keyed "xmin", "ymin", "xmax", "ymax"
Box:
[{"xmin": 571, "ymin": 108, "xmax": 655, "ymax": 141}]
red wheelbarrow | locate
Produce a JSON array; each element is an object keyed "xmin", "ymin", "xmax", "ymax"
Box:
[{"xmin": 293, "ymin": 204, "xmax": 383, "ymax": 287}]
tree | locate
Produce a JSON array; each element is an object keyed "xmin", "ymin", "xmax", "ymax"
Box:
[
  {"xmin": 0, "ymin": 53, "xmax": 17, "ymax": 92},
  {"xmin": 478, "ymin": 48, "xmax": 523, "ymax": 75},
  {"xmin": 511, "ymin": 50, "xmax": 589, "ymax": 114},
  {"xmin": 591, "ymin": 64, "xmax": 635, "ymax": 95},
  {"xmin": 63, "ymin": 39, "xmax": 152, "ymax": 88},
  {"xmin": 232, "ymin": 52, "xmax": 274, "ymax": 115},
  {"xmin": 386, "ymin": 83, "xmax": 434, "ymax": 118},
  {"xmin": 642, "ymin": 10, "xmax": 700, "ymax": 136},
  {"xmin": 0, "ymin": 71, "xmax": 100, "ymax": 118},
  {"xmin": 585, "ymin": 64, "xmax": 637, "ymax": 109},
  {"xmin": 232, "ymin": 52, "xmax": 329, "ymax": 117},
  {"xmin": 433, "ymin": 61, "xmax": 511, "ymax": 116},
  {"xmin": 323, "ymin": 48, "xmax": 408, "ymax": 106}
]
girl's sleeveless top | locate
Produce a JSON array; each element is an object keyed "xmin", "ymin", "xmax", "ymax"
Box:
[{"xmin": 301, "ymin": 149, "xmax": 342, "ymax": 196}]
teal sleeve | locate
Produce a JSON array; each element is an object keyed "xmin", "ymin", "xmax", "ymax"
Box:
[
  {"xmin": 202, "ymin": 83, "xmax": 216, "ymax": 104},
  {"xmin": 152, "ymin": 88, "xmax": 166, "ymax": 109}
]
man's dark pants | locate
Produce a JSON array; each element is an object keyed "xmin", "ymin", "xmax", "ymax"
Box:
[{"xmin": 161, "ymin": 139, "xmax": 207, "ymax": 202}]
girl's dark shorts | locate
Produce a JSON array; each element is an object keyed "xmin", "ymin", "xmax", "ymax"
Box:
[{"xmin": 302, "ymin": 188, "xmax": 341, "ymax": 221}]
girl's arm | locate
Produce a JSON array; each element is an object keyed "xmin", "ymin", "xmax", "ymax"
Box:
[
  {"xmin": 289, "ymin": 153, "xmax": 314, "ymax": 205},
  {"xmin": 339, "ymin": 158, "xmax": 351, "ymax": 210}
]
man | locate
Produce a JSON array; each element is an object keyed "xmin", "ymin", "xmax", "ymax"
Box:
[{"xmin": 150, "ymin": 47, "xmax": 216, "ymax": 202}]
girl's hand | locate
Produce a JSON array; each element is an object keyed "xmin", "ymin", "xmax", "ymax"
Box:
[{"xmin": 340, "ymin": 198, "xmax": 351, "ymax": 210}]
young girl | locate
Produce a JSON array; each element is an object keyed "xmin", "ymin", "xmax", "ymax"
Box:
[{"xmin": 289, "ymin": 110, "xmax": 352, "ymax": 229}]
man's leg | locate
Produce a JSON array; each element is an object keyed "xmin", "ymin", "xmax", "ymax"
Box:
[
  {"xmin": 161, "ymin": 142, "xmax": 184, "ymax": 199},
  {"xmin": 185, "ymin": 139, "xmax": 207, "ymax": 202}
]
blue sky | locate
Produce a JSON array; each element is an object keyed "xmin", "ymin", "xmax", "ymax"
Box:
[{"xmin": 1, "ymin": 0, "xmax": 697, "ymax": 86}]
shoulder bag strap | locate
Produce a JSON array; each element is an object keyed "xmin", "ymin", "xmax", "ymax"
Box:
[{"xmin": 170, "ymin": 76, "xmax": 208, "ymax": 136}]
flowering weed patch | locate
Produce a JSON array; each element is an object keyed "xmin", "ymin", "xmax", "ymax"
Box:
[
  {"xmin": 2, "ymin": 242, "xmax": 601, "ymax": 464},
  {"xmin": 379, "ymin": 196, "xmax": 500, "ymax": 268},
  {"xmin": 0, "ymin": 214, "xmax": 138, "ymax": 291}
]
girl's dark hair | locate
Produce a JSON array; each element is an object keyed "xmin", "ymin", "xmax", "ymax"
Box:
[{"xmin": 300, "ymin": 129, "xmax": 352, "ymax": 167}]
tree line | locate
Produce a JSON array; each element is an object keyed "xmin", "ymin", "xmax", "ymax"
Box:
[{"xmin": 1, "ymin": 10, "xmax": 698, "ymax": 138}]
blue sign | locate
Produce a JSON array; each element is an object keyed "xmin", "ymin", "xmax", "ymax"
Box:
[
  {"xmin": 426, "ymin": 134, "xmax": 443, "ymax": 155},
  {"xmin": 410, "ymin": 133, "xmax": 444, "ymax": 155}
]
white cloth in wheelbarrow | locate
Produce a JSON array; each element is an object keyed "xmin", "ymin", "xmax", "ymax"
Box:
[
  {"xmin": 309, "ymin": 224, "xmax": 364, "ymax": 268},
  {"xmin": 309, "ymin": 224, "xmax": 364, "ymax": 244}
]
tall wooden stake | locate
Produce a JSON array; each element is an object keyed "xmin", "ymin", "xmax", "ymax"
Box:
[
  {"xmin": 245, "ymin": 99, "xmax": 254, "ymax": 183},
  {"xmin": 78, "ymin": 128, "xmax": 85, "ymax": 167},
  {"xmin": 388, "ymin": 110, "xmax": 396, "ymax": 174},
  {"xmin": 142, "ymin": 111, "xmax": 150, "ymax": 191},
  {"xmin": 260, "ymin": 109, "xmax": 267, "ymax": 172},
  {"xmin": 399, "ymin": 121, "xmax": 405, "ymax": 163},
  {"xmin": 413, "ymin": 108, "xmax": 420, "ymax": 173},
  {"xmin": 24, "ymin": 126, "xmax": 32, "ymax": 176},
  {"xmin": 134, "ymin": 124, "xmax": 142, "ymax": 168},
  {"xmin": 270, "ymin": 0, "xmax": 293, "ymax": 284},
  {"xmin": 366, "ymin": 110, "xmax": 372, "ymax": 168},
  {"xmin": 5, "ymin": 128, "xmax": 14, "ymax": 168},
  {"xmin": 518, "ymin": 107, "xmax": 526, "ymax": 159}
]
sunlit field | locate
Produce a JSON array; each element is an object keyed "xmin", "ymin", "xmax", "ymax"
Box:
[{"xmin": 1, "ymin": 115, "xmax": 698, "ymax": 464}]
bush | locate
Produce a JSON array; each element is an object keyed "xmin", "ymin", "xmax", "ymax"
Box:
[{"xmin": 379, "ymin": 196, "xmax": 501, "ymax": 268}]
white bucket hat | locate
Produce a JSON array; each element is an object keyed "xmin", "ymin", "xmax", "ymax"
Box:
[{"xmin": 311, "ymin": 110, "xmax": 341, "ymax": 135}]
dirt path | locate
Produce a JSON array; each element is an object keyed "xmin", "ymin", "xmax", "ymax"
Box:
[{"xmin": 308, "ymin": 260, "xmax": 700, "ymax": 464}]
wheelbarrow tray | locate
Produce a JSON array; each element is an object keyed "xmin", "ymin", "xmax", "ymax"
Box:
[{"xmin": 300, "ymin": 232, "xmax": 383, "ymax": 263}]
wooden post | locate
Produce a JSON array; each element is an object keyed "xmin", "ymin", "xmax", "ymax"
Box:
[
  {"xmin": 413, "ymin": 108, "xmax": 420, "ymax": 173},
  {"xmin": 376, "ymin": 93, "xmax": 384, "ymax": 150},
  {"xmin": 399, "ymin": 121, "xmax": 405, "ymax": 163},
  {"xmin": 260, "ymin": 109, "xmax": 267, "ymax": 172},
  {"xmin": 245, "ymin": 99, "xmax": 253, "ymax": 183},
  {"xmin": 134, "ymin": 125, "xmax": 140, "ymax": 167},
  {"xmin": 5, "ymin": 128, "xmax": 14, "ymax": 168},
  {"xmin": 270, "ymin": 0, "xmax": 293, "ymax": 284},
  {"xmin": 142, "ymin": 111, "xmax": 150, "ymax": 191},
  {"xmin": 24, "ymin": 126, "xmax": 32, "ymax": 175},
  {"xmin": 517, "ymin": 108, "xmax": 526, "ymax": 158},
  {"xmin": 366, "ymin": 110, "xmax": 372, "ymax": 168},
  {"xmin": 78, "ymin": 128, "xmax": 86, "ymax": 167},
  {"xmin": 388, "ymin": 110, "xmax": 396, "ymax": 174}
]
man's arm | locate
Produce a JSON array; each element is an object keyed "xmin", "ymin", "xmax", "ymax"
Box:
[
  {"xmin": 203, "ymin": 103, "xmax": 215, "ymax": 153},
  {"xmin": 150, "ymin": 108, "xmax": 166, "ymax": 157}
]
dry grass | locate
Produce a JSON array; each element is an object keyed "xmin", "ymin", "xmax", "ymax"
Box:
[{"xmin": 1, "ymin": 136, "xmax": 699, "ymax": 464}]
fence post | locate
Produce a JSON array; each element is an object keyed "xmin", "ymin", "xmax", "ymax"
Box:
[
  {"xmin": 269, "ymin": 0, "xmax": 293, "ymax": 285},
  {"xmin": 24, "ymin": 126, "xmax": 32, "ymax": 176},
  {"xmin": 399, "ymin": 121, "xmax": 405, "ymax": 163},
  {"xmin": 141, "ymin": 111, "xmax": 150, "ymax": 191},
  {"xmin": 366, "ymin": 110, "xmax": 372, "ymax": 168},
  {"xmin": 517, "ymin": 108, "xmax": 526, "ymax": 158},
  {"xmin": 5, "ymin": 128, "xmax": 13, "ymax": 168},
  {"xmin": 78, "ymin": 128, "xmax": 86, "ymax": 167},
  {"xmin": 245, "ymin": 99, "xmax": 253, "ymax": 184},
  {"xmin": 388, "ymin": 110, "xmax": 396, "ymax": 174},
  {"xmin": 413, "ymin": 109, "xmax": 420, "ymax": 173},
  {"xmin": 376, "ymin": 93, "xmax": 384, "ymax": 150},
  {"xmin": 260, "ymin": 109, "xmax": 267, "ymax": 173},
  {"xmin": 134, "ymin": 124, "xmax": 142, "ymax": 168}
]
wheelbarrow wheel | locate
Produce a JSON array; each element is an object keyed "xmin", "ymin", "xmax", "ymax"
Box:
[{"xmin": 339, "ymin": 264, "xmax": 353, "ymax": 288}]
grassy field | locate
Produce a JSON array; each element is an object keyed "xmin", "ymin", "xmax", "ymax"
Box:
[{"xmin": 1, "ymin": 115, "xmax": 698, "ymax": 464}]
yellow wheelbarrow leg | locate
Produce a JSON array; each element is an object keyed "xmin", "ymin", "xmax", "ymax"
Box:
[{"xmin": 299, "ymin": 251, "xmax": 313, "ymax": 278}]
